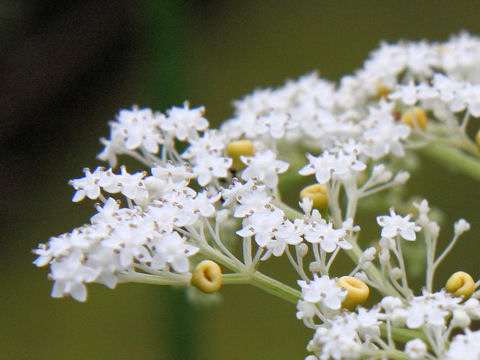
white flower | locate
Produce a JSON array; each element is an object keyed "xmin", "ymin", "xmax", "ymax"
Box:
[
  {"xmin": 389, "ymin": 80, "xmax": 420, "ymax": 105},
  {"xmin": 446, "ymin": 329, "xmax": 480, "ymax": 360},
  {"xmin": 69, "ymin": 167, "xmax": 111, "ymax": 202},
  {"xmin": 161, "ymin": 102, "xmax": 209, "ymax": 141},
  {"xmin": 101, "ymin": 221, "xmax": 153, "ymax": 268},
  {"xmin": 405, "ymin": 338, "xmax": 428, "ymax": 360},
  {"xmin": 394, "ymin": 290, "xmax": 461, "ymax": 329},
  {"xmin": 377, "ymin": 208, "xmax": 421, "ymax": 241},
  {"xmin": 307, "ymin": 316, "xmax": 361, "ymax": 360},
  {"xmin": 193, "ymin": 191, "xmax": 220, "ymax": 217},
  {"xmin": 299, "ymin": 147, "xmax": 366, "ymax": 184},
  {"xmin": 265, "ymin": 219, "xmax": 304, "ymax": 258},
  {"xmin": 234, "ymin": 193, "xmax": 272, "ymax": 218},
  {"xmin": 432, "ymin": 73, "xmax": 462, "ymax": 102},
  {"xmin": 362, "ymin": 103, "xmax": 411, "ymax": 159},
  {"xmin": 150, "ymin": 231, "xmax": 198, "ymax": 273},
  {"xmin": 298, "ymin": 274, "xmax": 346, "ymax": 310},
  {"xmin": 117, "ymin": 107, "xmax": 163, "ymax": 152},
  {"xmin": 296, "ymin": 299, "xmax": 317, "ymax": 323},
  {"xmin": 389, "ymin": 80, "xmax": 438, "ymax": 105},
  {"xmin": 113, "ymin": 166, "xmax": 148, "ymax": 203},
  {"xmin": 236, "ymin": 206, "xmax": 285, "ymax": 247},
  {"xmin": 304, "ymin": 221, "xmax": 351, "ymax": 253},
  {"xmin": 97, "ymin": 107, "xmax": 164, "ymax": 166},
  {"xmin": 241, "ymin": 149, "xmax": 289, "ymax": 188},
  {"xmin": 256, "ymin": 109, "xmax": 296, "ymax": 139},
  {"xmin": 182, "ymin": 129, "xmax": 225, "ymax": 158},
  {"xmin": 50, "ymin": 249, "xmax": 99, "ymax": 302},
  {"xmin": 191, "ymin": 153, "xmax": 232, "ymax": 186}
]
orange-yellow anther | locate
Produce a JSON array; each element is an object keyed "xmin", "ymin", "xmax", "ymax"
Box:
[
  {"xmin": 300, "ymin": 184, "xmax": 328, "ymax": 210},
  {"xmin": 445, "ymin": 271, "xmax": 475, "ymax": 300},
  {"xmin": 337, "ymin": 276, "xmax": 370, "ymax": 310},
  {"xmin": 191, "ymin": 260, "xmax": 222, "ymax": 293},
  {"xmin": 401, "ymin": 107, "xmax": 428, "ymax": 130},
  {"xmin": 226, "ymin": 140, "xmax": 254, "ymax": 170}
]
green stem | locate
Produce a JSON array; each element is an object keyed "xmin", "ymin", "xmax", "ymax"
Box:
[
  {"xmin": 221, "ymin": 273, "xmax": 301, "ymax": 304},
  {"xmin": 202, "ymin": 246, "xmax": 301, "ymax": 304},
  {"xmin": 380, "ymin": 324, "xmax": 429, "ymax": 346},
  {"xmin": 249, "ymin": 271, "xmax": 301, "ymax": 304},
  {"xmin": 118, "ymin": 271, "xmax": 190, "ymax": 286},
  {"xmin": 418, "ymin": 143, "xmax": 480, "ymax": 182}
]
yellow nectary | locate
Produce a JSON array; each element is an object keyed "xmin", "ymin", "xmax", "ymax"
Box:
[
  {"xmin": 374, "ymin": 80, "xmax": 392, "ymax": 100},
  {"xmin": 191, "ymin": 260, "xmax": 223, "ymax": 293},
  {"xmin": 337, "ymin": 276, "xmax": 370, "ymax": 310},
  {"xmin": 300, "ymin": 184, "xmax": 328, "ymax": 210},
  {"xmin": 401, "ymin": 107, "xmax": 428, "ymax": 130},
  {"xmin": 226, "ymin": 140, "xmax": 254, "ymax": 170},
  {"xmin": 475, "ymin": 130, "xmax": 480, "ymax": 148},
  {"xmin": 445, "ymin": 271, "xmax": 475, "ymax": 300}
]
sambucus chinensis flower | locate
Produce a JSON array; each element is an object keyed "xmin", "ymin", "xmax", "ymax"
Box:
[{"xmin": 33, "ymin": 32, "xmax": 480, "ymax": 360}]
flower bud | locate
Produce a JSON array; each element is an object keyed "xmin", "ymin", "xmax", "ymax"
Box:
[
  {"xmin": 309, "ymin": 261, "xmax": 324, "ymax": 274},
  {"xmin": 379, "ymin": 248, "xmax": 391, "ymax": 265},
  {"xmin": 299, "ymin": 184, "xmax": 328, "ymax": 210},
  {"xmin": 337, "ymin": 276, "xmax": 369, "ymax": 309},
  {"xmin": 401, "ymin": 107, "xmax": 427, "ymax": 130},
  {"xmin": 296, "ymin": 243, "xmax": 309, "ymax": 258},
  {"xmin": 226, "ymin": 140, "xmax": 254, "ymax": 170},
  {"xmin": 451, "ymin": 309, "xmax": 471, "ymax": 328},
  {"xmin": 405, "ymin": 339, "xmax": 427, "ymax": 360},
  {"xmin": 446, "ymin": 271, "xmax": 475, "ymax": 300},
  {"xmin": 391, "ymin": 267, "xmax": 403, "ymax": 280},
  {"xmin": 359, "ymin": 247, "xmax": 376, "ymax": 264},
  {"xmin": 381, "ymin": 296, "xmax": 403, "ymax": 312},
  {"xmin": 191, "ymin": 260, "xmax": 222, "ymax": 293}
]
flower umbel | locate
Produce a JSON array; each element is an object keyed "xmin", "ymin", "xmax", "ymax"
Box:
[{"xmin": 33, "ymin": 32, "xmax": 480, "ymax": 360}]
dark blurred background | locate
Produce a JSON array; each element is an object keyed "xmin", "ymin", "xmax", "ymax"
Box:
[{"xmin": 3, "ymin": 1, "xmax": 480, "ymax": 359}]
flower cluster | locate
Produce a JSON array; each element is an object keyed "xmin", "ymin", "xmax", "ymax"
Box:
[{"xmin": 33, "ymin": 32, "xmax": 480, "ymax": 359}]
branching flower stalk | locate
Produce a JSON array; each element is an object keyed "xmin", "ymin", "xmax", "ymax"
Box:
[{"xmin": 34, "ymin": 33, "xmax": 480, "ymax": 359}]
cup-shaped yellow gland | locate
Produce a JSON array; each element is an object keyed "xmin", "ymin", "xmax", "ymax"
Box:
[
  {"xmin": 445, "ymin": 271, "xmax": 475, "ymax": 300},
  {"xmin": 226, "ymin": 140, "xmax": 254, "ymax": 170},
  {"xmin": 337, "ymin": 276, "xmax": 369, "ymax": 310},
  {"xmin": 300, "ymin": 184, "xmax": 328, "ymax": 210},
  {"xmin": 475, "ymin": 130, "xmax": 480, "ymax": 149},
  {"xmin": 374, "ymin": 80, "xmax": 391, "ymax": 100},
  {"xmin": 191, "ymin": 260, "xmax": 222, "ymax": 293},
  {"xmin": 401, "ymin": 107, "xmax": 427, "ymax": 130}
]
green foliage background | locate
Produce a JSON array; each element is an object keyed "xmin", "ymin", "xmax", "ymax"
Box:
[{"xmin": 4, "ymin": 2, "xmax": 480, "ymax": 359}]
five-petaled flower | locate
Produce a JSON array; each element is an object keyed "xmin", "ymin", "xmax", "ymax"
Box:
[{"xmin": 377, "ymin": 208, "xmax": 421, "ymax": 241}]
